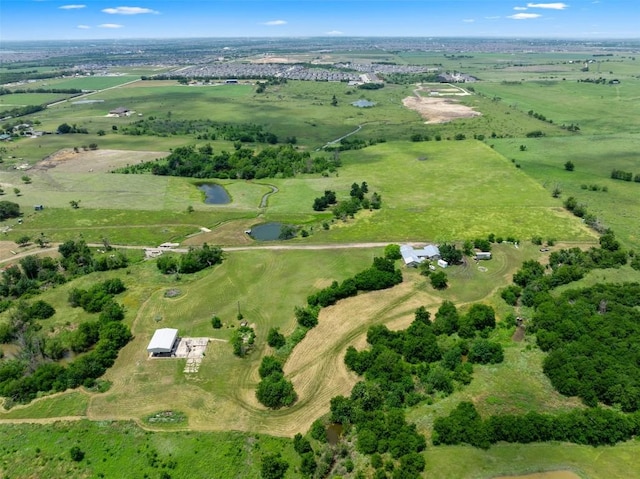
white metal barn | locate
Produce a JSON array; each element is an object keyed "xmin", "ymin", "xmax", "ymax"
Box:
[{"xmin": 147, "ymin": 328, "xmax": 179, "ymax": 356}]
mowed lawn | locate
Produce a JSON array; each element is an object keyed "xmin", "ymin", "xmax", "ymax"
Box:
[
  {"xmin": 267, "ymin": 140, "xmax": 595, "ymax": 243},
  {"xmin": 491, "ymin": 134, "xmax": 640, "ymax": 249}
]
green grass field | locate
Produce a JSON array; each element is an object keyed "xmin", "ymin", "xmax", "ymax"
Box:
[
  {"xmin": 491, "ymin": 134, "xmax": 640, "ymax": 249},
  {"xmin": 275, "ymin": 140, "xmax": 595, "ymax": 244}
]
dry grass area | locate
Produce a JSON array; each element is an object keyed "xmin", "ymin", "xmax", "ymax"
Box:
[
  {"xmin": 33, "ymin": 149, "xmax": 166, "ymax": 174},
  {"xmin": 182, "ymin": 218, "xmax": 257, "ymax": 247}
]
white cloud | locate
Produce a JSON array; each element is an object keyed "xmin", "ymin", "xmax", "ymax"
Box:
[
  {"xmin": 514, "ymin": 6, "xmax": 528, "ymax": 10},
  {"xmin": 508, "ymin": 13, "xmax": 542, "ymax": 19},
  {"xmin": 527, "ymin": 2, "xmax": 569, "ymax": 9},
  {"xmin": 262, "ymin": 20, "xmax": 287, "ymax": 26},
  {"xmin": 59, "ymin": 4, "xmax": 86, "ymax": 9},
  {"xmin": 325, "ymin": 30, "xmax": 343, "ymax": 35},
  {"xmin": 485, "ymin": 15, "xmax": 501, "ymax": 19},
  {"xmin": 99, "ymin": 23, "xmax": 124, "ymax": 28},
  {"xmin": 102, "ymin": 6, "xmax": 158, "ymax": 15},
  {"xmin": 463, "ymin": 18, "xmax": 475, "ymax": 23},
  {"xmin": 77, "ymin": 24, "xmax": 91, "ymax": 29}
]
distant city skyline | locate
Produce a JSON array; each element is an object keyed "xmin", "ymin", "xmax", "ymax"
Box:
[{"xmin": 1, "ymin": 0, "xmax": 638, "ymax": 42}]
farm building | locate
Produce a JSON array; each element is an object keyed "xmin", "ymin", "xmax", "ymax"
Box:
[
  {"xmin": 475, "ymin": 251, "xmax": 492, "ymax": 260},
  {"xmin": 400, "ymin": 244, "xmax": 441, "ymax": 267},
  {"xmin": 109, "ymin": 107, "xmax": 132, "ymax": 117},
  {"xmin": 437, "ymin": 259, "xmax": 449, "ymax": 268},
  {"xmin": 147, "ymin": 328, "xmax": 179, "ymax": 356}
]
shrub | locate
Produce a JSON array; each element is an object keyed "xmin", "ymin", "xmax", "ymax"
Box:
[{"xmin": 267, "ymin": 327, "xmax": 285, "ymax": 348}]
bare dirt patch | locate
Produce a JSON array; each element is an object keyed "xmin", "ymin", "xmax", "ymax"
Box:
[
  {"xmin": 403, "ymin": 94, "xmax": 481, "ymax": 124},
  {"xmin": 33, "ymin": 149, "xmax": 167, "ymax": 174},
  {"xmin": 402, "ymin": 87, "xmax": 482, "ymax": 124}
]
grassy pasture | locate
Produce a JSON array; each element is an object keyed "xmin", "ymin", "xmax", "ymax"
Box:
[
  {"xmin": 0, "ymin": 391, "xmax": 88, "ymax": 419},
  {"xmin": 270, "ymin": 140, "xmax": 595, "ymax": 243},
  {"xmin": 1, "ymin": 418, "xmax": 639, "ymax": 479},
  {"xmin": 0, "ymin": 92, "xmax": 76, "ymax": 108},
  {"xmin": 425, "ymin": 441, "xmax": 640, "ymax": 479},
  {"xmin": 491, "ymin": 134, "xmax": 640, "ymax": 249},
  {"xmin": 0, "ymin": 420, "xmax": 298, "ymax": 479},
  {"xmin": 473, "ymin": 79, "xmax": 640, "ymax": 135},
  {"xmin": 26, "ymin": 75, "xmax": 141, "ymax": 91}
]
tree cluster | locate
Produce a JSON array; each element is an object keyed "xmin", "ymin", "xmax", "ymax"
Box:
[
  {"xmin": 532, "ymin": 282, "xmax": 640, "ymax": 411},
  {"xmin": 0, "ymin": 281, "xmax": 131, "ymax": 405},
  {"xmin": 256, "ymin": 355, "xmax": 296, "ymax": 408},
  {"xmin": 121, "ymin": 118, "xmax": 278, "ymax": 144},
  {"xmin": 343, "ymin": 303, "xmax": 501, "ymax": 411},
  {"xmin": 312, "ymin": 190, "xmax": 337, "ymax": 211},
  {"xmin": 117, "ymin": 144, "xmax": 340, "ymax": 180},
  {"xmin": 58, "ymin": 239, "xmax": 129, "ymax": 277},
  {"xmin": 57, "ymin": 123, "xmax": 88, "ymax": 134},
  {"xmin": 231, "ymin": 325, "xmax": 256, "ymax": 357},
  {"xmin": 156, "ymin": 244, "xmax": 223, "ymax": 275},
  {"xmin": 0, "ymin": 201, "xmax": 20, "ymax": 221},
  {"xmin": 330, "ymin": 182, "xmax": 382, "ymax": 219},
  {"xmin": 510, "ymin": 235, "xmax": 627, "ymax": 308}
]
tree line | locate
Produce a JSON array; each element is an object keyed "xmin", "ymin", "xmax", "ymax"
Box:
[
  {"xmin": 120, "ymin": 118, "xmax": 280, "ymax": 144},
  {"xmin": 155, "ymin": 244, "xmax": 223, "ymax": 275},
  {"xmin": 433, "ymin": 401, "xmax": 640, "ymax": 449},
  {"xmin": 611, "ymin": 169, "xmax": 640, "ymax": 182}
]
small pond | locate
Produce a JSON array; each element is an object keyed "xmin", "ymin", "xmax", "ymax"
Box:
[
  {"xmin": 198, "ymin": 183, "xmax": 231, "ymax": 204},
  {"xmin": 352, "ymin": 99, "xmax": 376, "ymax": 108},
  {"xmin": 326, "ymin": 423, "xmax": 343, "ymax": 445},
  {"xmin": 248, "ymin": 222, "xmax": 283, "ymax": 241}
]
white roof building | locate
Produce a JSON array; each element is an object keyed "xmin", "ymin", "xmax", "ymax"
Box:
[
  {"xmin": 147, "ymin": 328, "xmax": 179, "ymax": 355},
  {"xmin": 400, "ymin": 244, "xmax": 441, "ymax": 267}
]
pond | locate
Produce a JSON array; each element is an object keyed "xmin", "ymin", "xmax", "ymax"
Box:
[
  {"xmin": 326, "ymin": 423, "xmax": 343, "ymax": 445},
  {"xmin": 198, "ymin": 183, "xmax": 231, "ymax": 204},
  {"xmin": 247, "ymin": 222, "xmax": 283, "ymax": 241},
  {"xmin": 352, "ymin": 99, "xmax": 376, "ymax": 108}
]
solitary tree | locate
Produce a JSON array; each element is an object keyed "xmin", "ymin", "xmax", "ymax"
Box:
[
  {"xmin": 564, "ymin": 160, "xmax": 575, "ymax": 171},
  {"xmin": 69, "ymin": 446, "xmax": 85, "ymax": 462},
  {"xmin": 16, "ymin": 235, "xmax": 30, "ymax": 247},
  {"xmin": 430, "ymin": 271, "xmax": 448, "ymax": 289},
  {"xmin": 261, "ymin": 453, "xmax": 289, "ymax": 479}
]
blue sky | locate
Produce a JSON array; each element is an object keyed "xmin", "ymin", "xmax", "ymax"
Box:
[{"xmin": 0, "ymin": 1, "xmax": 637, "ymax": 41}]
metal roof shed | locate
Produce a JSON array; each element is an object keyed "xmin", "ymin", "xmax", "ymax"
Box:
[{"xmin": 147, "ymin": 328, "xmax": 179, "ymax": 354}]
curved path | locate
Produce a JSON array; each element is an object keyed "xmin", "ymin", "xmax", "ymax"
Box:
[
  {"xmin": 317, "ymin": 124, "xmax": 363, "ymax": 150},
  {"xmin": 257, "ymin": 183, "xmax": 279, "ymax": 208}
]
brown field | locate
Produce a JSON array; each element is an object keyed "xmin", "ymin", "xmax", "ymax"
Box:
[
  {"xmin": 33, "ymin": 148, "xmax": 167, "ymax": 174},
  {"xmin": 403, "ymin": 86, "xmax": 481, "ymax": 124}
]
